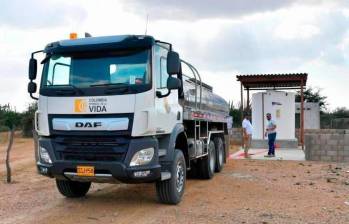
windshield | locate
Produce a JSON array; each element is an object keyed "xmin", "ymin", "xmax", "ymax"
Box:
[{"xmin": 42, "ymin": 50, "xmax": 150, "ymax": 88}]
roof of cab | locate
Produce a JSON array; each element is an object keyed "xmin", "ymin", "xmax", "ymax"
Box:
[{"xmin": 44, "ymin": 35, "xmax": 155, "ymax": 54}]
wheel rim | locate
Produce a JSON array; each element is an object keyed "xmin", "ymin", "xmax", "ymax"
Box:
[
  {"xmin": 218, "ymin": 144, "xmax": 223, "ymax": 166},
  {"xmin": 176, "ymin": 161, "xmax": 185, "ymax": 193},
  {"xmin": 209, "ymin": 145, "xmax": 215, "ymax": 173}
]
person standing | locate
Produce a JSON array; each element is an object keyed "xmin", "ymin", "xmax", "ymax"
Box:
[
  {"xmin": 264, "ymin": 113, "xmax": 277, "ymax": 157},
  {"xmin": 242, "ymin": 112, "xmax": 253, "ymax": 158}
]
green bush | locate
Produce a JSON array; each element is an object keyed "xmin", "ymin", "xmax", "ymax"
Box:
[{"xmin": 21, "ymin": 103, "xmax": 38, "ymax": 137}]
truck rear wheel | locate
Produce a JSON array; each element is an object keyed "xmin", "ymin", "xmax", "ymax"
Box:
[
  {"xmin": 214, "ymin": 137, "xmax": 224, "ymax": 172},
  {"xmin": 56, "ymin": 179, "xmax": 91, "ymax": 198},
  {"xmin": 199, "ymin": 141, "xmax": 216, "ymax": 179},
  {"xmin": 156, "ymin": 149, "xmax": 186, "ymax": 204}
]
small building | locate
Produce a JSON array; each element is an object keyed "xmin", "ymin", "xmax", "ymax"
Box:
[
  {"xmin": 252, "ymin": 90, "xmax": 296, "ymax": 140},
  {"xmin": 237, "ymin": 73, "xmax": 307, "ymax": 148},
  {"xmin": 295, "ymin": 102, "xmax": 320, "ymax": 129}
]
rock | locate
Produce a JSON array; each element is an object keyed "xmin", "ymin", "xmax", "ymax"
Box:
[
  {"xmin": 309, "ymin": 182, "xmax": 315, "ymax": 186},
  {"xmin": 260, "ymin": 213, "xmax": 273, "ymax": 219},
  {"xmin": 327, "ymin": 177, "xmax": 338, "ymax": 183},
  {"xmin": 344, "ymin": 181, "xmax": 349, "ymax": 186},
  {"xmin": 298, "ymin": 162, "xmax": 305, "ymax": 166},
  {"xmin": 295, "ymin": 182, "xmax": 301, "ymax": 185}
]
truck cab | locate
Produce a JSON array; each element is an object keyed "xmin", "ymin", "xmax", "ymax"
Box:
[{"xmin": 28, "ymin": 34, "xmax": 229, "ymax": 204}]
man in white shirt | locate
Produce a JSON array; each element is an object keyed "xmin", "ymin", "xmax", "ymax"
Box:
[
  {"xmin": 242, "ymin": 112, "xmax": 253, "ymax": 158},
  {"xmin": 264, "ymin": 113, "xmax": 277, "ymax": 157}
]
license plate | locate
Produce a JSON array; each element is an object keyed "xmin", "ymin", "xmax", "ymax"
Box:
[{"xmin": 77, "ymin": 166, "xmax": 95, "ymax": 177}]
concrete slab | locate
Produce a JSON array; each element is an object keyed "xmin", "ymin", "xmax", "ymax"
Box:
[
  {"xmin": 230, "ymin": 147, "xmax": 305, "ymax": 161},
  {"xmin": 251, "ymin": 139, "xmax": 298, "ymax": 149}
]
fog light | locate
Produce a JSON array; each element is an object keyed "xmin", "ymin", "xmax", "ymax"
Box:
[
  {"xmin": 134, "ymin": 170, "xmax": 151, "ymax": 177},
  {"xmin": 130, "ymin": 148, "xmax": 154, "ymax": 167},
  {"xmin": 39, "ymin": 146, "xmax": 52, "ymax": 164},
  {"xmin": 40, "ymin": 167, "xmax": 48, "ymax": 174}
]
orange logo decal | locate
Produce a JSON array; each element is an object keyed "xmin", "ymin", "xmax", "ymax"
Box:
[{"xmin": 74, "ymin": 99, "xmax": 87, "ymax": 113}]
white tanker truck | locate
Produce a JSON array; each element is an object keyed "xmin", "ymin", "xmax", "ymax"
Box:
[{"xmin": 27, "ymin": 34, "xmax": 230, "ymax": 204}]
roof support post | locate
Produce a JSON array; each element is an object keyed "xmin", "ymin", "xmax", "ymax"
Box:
[
  {"xmin": 300, "ymin": 79, "xmax": 305, "ymax": 150},
  {"xmin": 240, "ymin": 82, "xmax": 244, "ymax": 146},
  {"xmin": 247, "ymin": 88, "xmax": 250, "ymax": 113}
]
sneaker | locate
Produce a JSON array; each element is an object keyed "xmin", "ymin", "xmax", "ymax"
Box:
[{"xmin": 264, "ymin": 154, "xmax": 272, "ymax": 158}]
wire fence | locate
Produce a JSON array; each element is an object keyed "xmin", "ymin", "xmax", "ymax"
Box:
[{"xmin": 320, "ymin": 116, "xmax": 349, "ymax": 129}]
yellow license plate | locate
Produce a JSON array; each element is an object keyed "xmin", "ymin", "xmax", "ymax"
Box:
[{"xmin": 77, "ymin": 166, "xmax": 95, "ymax": 177}]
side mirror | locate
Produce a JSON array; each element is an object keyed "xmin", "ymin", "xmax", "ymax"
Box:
[
  {"xmin": 28, "ymin": 82, "xmax": 37, "ymax": 94},
  {"xmin": 29, "ymin": 58, "xmax": 37, "ymax": 80},
  {"xmin": 167, "ymin": 51, "xmax": 180, "ymax": 75},
  {"xmin": 167, "ymin": 76, "xmax": 181, "ymax": 90}
]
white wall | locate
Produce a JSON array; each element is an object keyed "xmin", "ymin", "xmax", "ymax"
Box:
[
  {"xmin": 252, "ymin": 91, "xmax": 296, "ymax": 140},
  {"xmin": 295, "ymin": 102, "xmax": 320, "ymax": 129}
]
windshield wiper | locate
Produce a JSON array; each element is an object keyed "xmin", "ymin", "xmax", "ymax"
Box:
[
  {"xmin": 44, "ymin": 84, "xmax": 84, "ymax": 95},
  {"xmin": 89, "ymin": 83, "xmax": 128, "ymax": 87},
  {"xmin": 89, "ymin": 83, "xmax": 133, "ymax": 94}
]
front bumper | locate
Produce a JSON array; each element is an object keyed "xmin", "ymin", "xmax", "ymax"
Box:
[{"xmin": 37, "ymin": 136, "xmax": 161, "ymax": 183}]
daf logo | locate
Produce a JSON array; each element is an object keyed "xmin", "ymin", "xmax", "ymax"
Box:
[{"xmin": 75, "ymin": 121, "xmax": 102, "ymax": 128}]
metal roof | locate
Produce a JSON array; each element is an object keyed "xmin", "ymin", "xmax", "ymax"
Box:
[{"xmin": 236, "ymin": 73, "xmax": 307, "ymax": 90}]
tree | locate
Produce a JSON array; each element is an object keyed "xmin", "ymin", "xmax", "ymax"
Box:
[
  {"xmin": 332, "ymin": 107, "xmax": 349, "ymax": 118},
  {"xmin": 229, "ymin": 101, "xmax": 243, "ymax": 128},
  {"xmin": 21, "ymin": 102, "xmax": 38, "ymax": 137},
  {"xmin": 295, "ymin": 87, "xmax": 328, "ymax": 112}
]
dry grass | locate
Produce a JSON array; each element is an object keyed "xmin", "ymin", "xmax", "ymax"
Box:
[
  {"xmin": 0, "ymin": 131, "xmax": 23, "ymax": 145},
  {"xmin": 0, "ymin": 132, "xmax": 9, "ymax": 145}
]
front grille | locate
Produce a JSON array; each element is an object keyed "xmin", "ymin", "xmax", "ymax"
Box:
[
  {"xmin": 53, "ymin": 136, "xmax": 129, "ymax": 162},
  {"xmin": 62, "ymin": 152, "xmax": 123, "ymax": 162}
]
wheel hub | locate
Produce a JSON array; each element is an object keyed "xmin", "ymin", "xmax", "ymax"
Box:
[
  {"xmin": 209, "ymin": 146, "xmax": 215, "ymax": 173},
  {"xmin": 218, "ymin": 146, "xmax": 223, "ymax": 166},
  {"xmin": 176, "ymin": 161, "xmax": 184, "ymax": 193}
]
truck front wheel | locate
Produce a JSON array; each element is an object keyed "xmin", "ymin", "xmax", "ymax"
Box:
[
  {"xmin": 156, "ymin": 149, "xmax": 186, "ymax": 204},
  {"xmin": 56, "ymin": 179, "xmax": 91, "ymax": 198}
]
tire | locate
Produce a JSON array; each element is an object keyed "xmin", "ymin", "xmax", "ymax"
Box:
[
  {"xmin": 56, "ymin": 179, "xmax": 91, "ymax": 198},
  {"xmin": 199, "ymin": 141, "xmax": 216, "ymax": 179},
  {"xmin": 214, "ymin": 137, "xmax": 225, "ymax": 172},
  {"xmin": 156, "ymin": 149, "xmax": 186, "ymax": 205}
]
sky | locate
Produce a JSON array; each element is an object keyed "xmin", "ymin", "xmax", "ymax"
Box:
[{"xmin": 1, "ymin": 0, "xmax": 349, "ymax": 111}]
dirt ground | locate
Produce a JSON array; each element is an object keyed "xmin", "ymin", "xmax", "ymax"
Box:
[{"xmin": 1, "ymin": 136, "xmax": 349, "ymax": 224}]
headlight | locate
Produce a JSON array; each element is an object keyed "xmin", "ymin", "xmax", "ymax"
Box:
[
  {"xmin": 39, "ymin": 146, "xmax": 52, "ymax": 164},
  {"xmin": 130, "ymin": 148, "xmax": 154, "ymax": 167}
]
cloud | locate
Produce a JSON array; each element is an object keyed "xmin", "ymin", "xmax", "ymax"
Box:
[
  {"xmin": 0, "ymin": 0, "xmax": 87, "ymax": 29},
  {"xmin": 170, "ymin": 7, "xmax": 349, "ymax": 74},
  {"xmin": 1, "ymin": 0, "xmax": 349, "ymax": 111},
  {"xmin": 125, "ymin": 0, "xmax": 295, "ymax": 20}
]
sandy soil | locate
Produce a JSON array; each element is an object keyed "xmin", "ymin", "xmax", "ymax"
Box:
[{"xmin": 1, "ymin": 137, "xmax": 349, "ymax": 224}]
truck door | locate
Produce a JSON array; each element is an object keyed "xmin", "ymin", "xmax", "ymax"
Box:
[{"xmin": 153, "ymin": 44, "xmax": 183, "ymax": 134}]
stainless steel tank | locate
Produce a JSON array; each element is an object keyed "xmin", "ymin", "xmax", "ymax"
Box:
[{"xmin": 181, "ymin": 76, "xmax": 229, "ymax": 117}]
